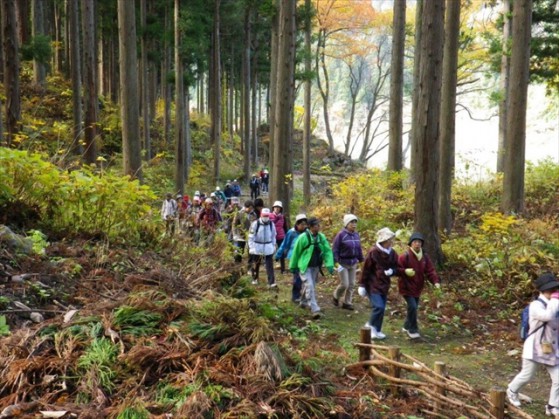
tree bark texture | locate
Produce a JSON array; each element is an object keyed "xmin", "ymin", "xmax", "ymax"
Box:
[
  {"xmin": 211, "ymin": 0, "xmax": 222, "ymax": 183},
  {"xmin": 81, "ymin": 0, "xmax": 98, "ymax": 164},
  {"xmin": 496, "ymin": 0, "xmax": 511, "ymax": 173},
  {"xmin": 410, "ymin": 0, "xmax": 423, "ymax": 179},
  {"xmin": 303, "ymin": 0, "xmax": 311, "ymax": 208},
  {"xmin": 140, "ymin": 0, "xmax": 151, "ymax": 161},
  {"xmin": 413, "ymin": 0, "xmax": 445, "ymax": 264},
  {"xmin": 32, "ymin": 0, "xmax": 46, "ymax": 87},
  {"xmin": 174, "ymin": 0, "xmax": 186, "ymax": 194},
  {"xmin": 271, "ymin": 0, "xmax": 296, "ymax": 220},
  {"xmin": 242, "ymin": 6, "xmax": 251, "ymax": 182},
  {"xmin": 388, "ymin": 0, "xmax": 406, "ymax": 172},
  {"xmin": 2, "ymin": 0, "xmax": 21, "ymax": 146},
  {"xmin": 438, "ymin": 0, "xmax": 460, "ymax": 235},
  {"xmin": 502, "ymin": 0, "xmax": 532, "ymax": 214},
  {"xmin": 69, "ymin": 0, "xmax": 82, "ymax": 156},
  {"xmin": 117, "ymin": 0, "xmax": 142, "ymax": 180}
]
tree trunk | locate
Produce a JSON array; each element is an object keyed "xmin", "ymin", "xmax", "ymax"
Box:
[
  {"xmin": 32, "ymin": 0, "xmax": 46, "ymax": 87},
  {"xmin": 211, "ymin": 0, "xmax": 222, "ymax": 183},
  {"xmin": 496, "ymin": 0, "xmax": 511, "ymax": 173},
  {"xmin": 410, "ymin": 0, "xmax": 423, "ymax": 179},
  {"xmin": 16, "ymin": 0, "xmax": 30, "ymax": 46},
  {"xmin": 413, "ymin": 0, "xmax": 445, "ymax": 264},
  {"xmin": 268, "ymin": 1, "xmax": 278, "ymax": 182},
  {"xmin": 162, "ymin": 0, "xmax": 171, "ymax": 145},
  {"xmin": 303, "ymin": 0, "xmax": 311, "ymax": 208},
  {"xmin": 69, "ymin": 0, "xmax": 82, "ymax": 156},
  {"xmin": 140, "ymin": 0, "xmax": 151, "ymax": 161},
  {"xmin": 2, "ymin": 0, "xmax": 21, "ymax": 146},
  {"xmin": 388, "ymin": 0, "xmax": 406, "ymax": 171},
  {"xmin": 174, "ymin": 0, "xmax": 185, "ymax": 194},
  {"xmin": 316, "ymin": 29, "xmax": 334, "ymax": 153},
  {"xmin": 81, "ymin": 0, "xmax": 98, "ymax": 164},
  {"xmin": 242, "ymin": 6, "xmax": 251, "ymax": 182},
  {"xmin": 53, "ymin": 0, "xmax": 63, "ymax": 74},
  {"xmin": 271, "ymin": 0, "xmax": 296, "ymax": 220},
  {"xmin": 437, "ymin": 0, "xmax": 460, "ymax": 235},
  {"xmin": 118, "ymin": 0, "xmax": 142, "ymax": 180},
  {"xmin": 502, "ymin": 0, "xmax": 532, "ymax": 214}
]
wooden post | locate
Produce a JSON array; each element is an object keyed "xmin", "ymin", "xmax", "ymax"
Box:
[
  {"xmin": 388, "ymin": 346, "xmax": 401, "ymax": 395},
  {"xmin": 434, "ymin": 361, "xmax": 446, "ymax": 414},
  {"xmin": 359, "ymin": 327, "xmax": 371, "ymax": 364},
  {"xmin": 489, "ymin": 386, "xmax": 505, "ymax": 419}
]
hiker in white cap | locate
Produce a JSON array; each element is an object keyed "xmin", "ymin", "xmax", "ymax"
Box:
[
  {"xmin": 332, "ymin": 214, "xmax": 364, "ymax": 311},
  {"xmin": 248, "ymin": 208, "xmax": 277, "ymax": 288},
  {"xmin": 269, "ymin": 201, "xmax": 287, "ymax": 273},
  {"xmin": 358, "ymin": 227, "xmax": 401, "ymax": 339}
]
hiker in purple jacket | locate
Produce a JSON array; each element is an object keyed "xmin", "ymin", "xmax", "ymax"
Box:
[{"xmin": 332, "ymin": 214, "xmax": 364, "ymax": 310}]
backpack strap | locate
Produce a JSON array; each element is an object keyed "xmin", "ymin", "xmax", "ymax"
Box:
[{"xmin": 526, "ymin": 298, "xmax": 548, "ymax": 339}]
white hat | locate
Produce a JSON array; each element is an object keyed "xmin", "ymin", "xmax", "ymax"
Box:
[
  {"xmin": 193, "ymin": 196, "xmax": 201, "ymax": 202},
  {"xmin": 343, "ymin": 214, "xmax": 358, "ymax": 227},
  {"xmin": 205, "ymin": 198, "xmax": 213, "ymax": 204},
  {"xmin": 264, "ymin": 169, "xmax": 269, "ymax": 174},
  {"xmin": 273, "ymin": 201, "xmax": 283, "ymax": 209},
  {"xmin": 216, "ymin": 186, "xmax": 220, "ymax": 191},
  {"xmin": 194, "ymin": 190, "xmax": 200, "ymax": 196},
  {"xmin": 295, "ymin": 214, "xmax": 307, "ymax": 223},
  {"xmin": 261, "ymin": 208, "xmax": 271, "ymax": 217},
  {"xmin": 377, "ymin": 227, "xmax": 395, "ymax": 243},
  {"xmin": 210, "ymin": 192, "xmax": 216, "ymax": 197}
]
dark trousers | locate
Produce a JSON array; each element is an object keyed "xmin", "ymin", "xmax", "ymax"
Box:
[
  {"xmin": 292, "ymin": 272, "xmax": 302, "ymax": 301},
  {"xmin": 403, "ymin": 296, "xmax": 420, "ymax": 333},
  {"xmin": 276, "ymin": 238, "xmax": 285, "ymax": 273},
  {"xmin": 249, "ymin": 254, "xmax": 275, "ymax": 285},
  {"xmin": 234, "ymin": 240, "xmax": 246, "ymax": 263},
  {"xmin": 368, "ymin": 293, "xmax": 387, "ymax": 332}
]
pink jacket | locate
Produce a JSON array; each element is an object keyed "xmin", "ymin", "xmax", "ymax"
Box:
[{"xmin": 269, "ymin": 213, "xmax": 286, "ymax": 240}]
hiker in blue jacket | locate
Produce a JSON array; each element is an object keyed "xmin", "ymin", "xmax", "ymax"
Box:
[{"xmin": 507, "ymin": 273, "xmax": 559, "ymax": 416}]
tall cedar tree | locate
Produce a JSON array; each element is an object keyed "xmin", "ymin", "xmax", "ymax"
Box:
[
  {"xmin": 387, "ymin": 0, "xmax": 405, "ymax": 172},
  {"xmin": 502, "ymin": 0, "xmax": 533, "ymax": 214},
  {"xmin": 438, "ymin": 0, "xmax": 460, "ymax": 235},
  {"xmin": 413, "ymin": 0, "xmax": 445, "ymax": 264}
]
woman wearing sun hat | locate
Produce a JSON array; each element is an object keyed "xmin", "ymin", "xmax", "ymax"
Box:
[
  {"xmin": 358, "ymin": 227, "xmax": 401, "ymax": 339},
  {"xmin": 506, "ymin": 273, "xmax": 559, "ymax": 416},
  {"xmin": 332, "ymin": 214, "xmax": 364, "ymax": 310},
  {"xmin": 269, "ymin": 201, "xmax": 287, "ymax": 273}
]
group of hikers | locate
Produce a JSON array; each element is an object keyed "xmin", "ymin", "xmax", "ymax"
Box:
[{"xmin": 161, "ymin": 181, "xmax": 559, "ymax": 416}]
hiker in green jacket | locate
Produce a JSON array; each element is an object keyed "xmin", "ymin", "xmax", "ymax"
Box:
[{"xmin": 289, "ymin": 217, "xmax": 334, "ymax": 319}]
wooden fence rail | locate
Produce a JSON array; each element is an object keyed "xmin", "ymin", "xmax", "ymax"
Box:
[{"xmin": 348, "ymin": 327, "xmax": 535, "ymax": 419}]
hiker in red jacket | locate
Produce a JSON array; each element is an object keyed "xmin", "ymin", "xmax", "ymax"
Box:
[{"xmin": 397, "ymin": 232, "xmax": 440, "ymax": 339}]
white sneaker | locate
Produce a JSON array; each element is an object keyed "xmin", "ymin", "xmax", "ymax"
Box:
[
  {"xmin": 506, "ymin": 388, "xmax": 521, "ymax": 408},
  {"xmin": 376, "ymin": 330, "xmax": 387, "ymax": 339},
  {"xmin": 404, "ymin": 329, "xmax": 420, "ymax": 339},
  {"xmin": 546, "ymin": 405, "xmax": 559, "ymax": 416}
]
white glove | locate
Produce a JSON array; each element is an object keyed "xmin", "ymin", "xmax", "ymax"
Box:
[
  {"xmin": 384, "ymin": 268, "xmax": 394, "ymax": 276},
  {"xmin": 358, "ymin": 286, "xmax": 367, "ymax": 297}
]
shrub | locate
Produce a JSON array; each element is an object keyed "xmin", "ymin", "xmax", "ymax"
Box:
[{"xmin": 0, "ymin": 147, "xmax": 156, "ymax": 242}]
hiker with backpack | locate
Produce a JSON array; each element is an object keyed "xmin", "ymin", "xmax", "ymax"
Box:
[
  {"xmin": 249, "ymin": 174, "xmax": 261, "ymax": 199},
  {"xmin": 331, "ymin": 214, "xmax": 364, "ymax": 311},
  {"xmin": 289, "ymin": 217, "xmax": 334, "ymax": 319},
  {"xmin": 358, "ymin": 227, "xmax": 401, "ymax": 339},
  {"xmin": 506, "ymin": 273, "xmax": 559, "ymax": 416},
  {"xmin": 248, "ymin": 208, "xmax": 277, "ymax": 288},
  {"xmin": 231, "ymin": 200, "xmax": 258, "ymax": 263},
  {"xmin": 276, "ymin": 214, "xmax": 308, "ymax": 303},
  {"xmin": 161, "ymin": 193, "xmax": 178, "ymax": 236},
  {"xmin": 397, "ymin": 232, "xmax": 441, "ymax": 339},
  {"xmin": 269, "ymin": 201, "xmax": 287, "ymax": 274}
]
